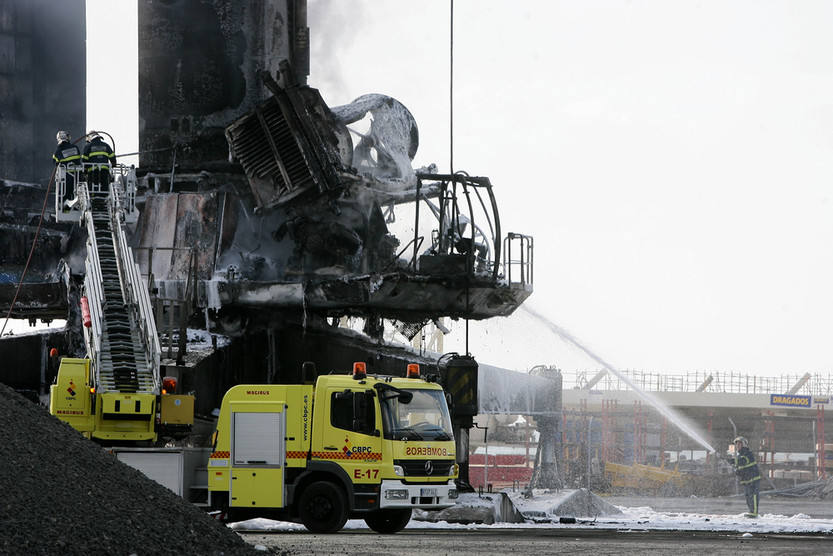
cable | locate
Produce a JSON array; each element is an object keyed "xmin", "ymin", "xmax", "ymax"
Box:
[
  {"xmin": 450, "ymin": 0, "xmax": 454, "ymax": 176},
  {"xmin": 0, "ymin": 166, "xmax": 57, "ymax": 338},
  {"xmin": 449, "ymin": 0, "xmax": 469, "ymax": 354},
  {"xmin": 114, "ymin": 147, "xmax": 172, "ymax": 158}
]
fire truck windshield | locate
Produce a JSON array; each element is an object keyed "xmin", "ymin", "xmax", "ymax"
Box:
[{"xmin": 379, "ymin": 388, "xmax": 454, "ymax": 441}]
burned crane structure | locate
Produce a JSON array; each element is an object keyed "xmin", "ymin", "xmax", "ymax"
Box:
[
  {"xmin": 132, "ymin": 0, "xmax": 533, "ymax": 377},
  {"xmin": 143, "ymin": 63, "xmax": 534, "ymax": 335},
  {"xmin": 0, "ymin": 0, "xmax": 539, "ymax": 485}
]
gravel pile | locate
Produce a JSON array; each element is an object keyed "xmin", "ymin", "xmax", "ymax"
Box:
[{"xmin": 0, "ymin": 383, "xmax": 264, "ymax": 555}]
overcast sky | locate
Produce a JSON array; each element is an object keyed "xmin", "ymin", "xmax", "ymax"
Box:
[{"xmin": 86, "ymin": 1, "xmax": 833, "ymax": 376}]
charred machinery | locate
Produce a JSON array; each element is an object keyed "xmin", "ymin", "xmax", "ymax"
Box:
[
  {"xmin": 0, "ymin": 0, "xmax": 537, "ymax": 489},
  {"xmin": 127, "ymin": 1, "xmax": 533, "ymax": 386},
  {"xmin": 137, "ymin": 62, "xmax": 533, "ymax": 335}
]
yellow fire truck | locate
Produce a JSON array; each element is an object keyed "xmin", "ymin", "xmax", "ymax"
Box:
[{"xmin": 207, "ymin": 362, "xmax": 458, "ymax": 533}]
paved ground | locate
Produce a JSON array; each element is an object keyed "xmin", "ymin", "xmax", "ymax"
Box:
[
  {"xmin": 240, "ymin": 528, "xmax": 832, "ymax": 555},
  {"xmin": 239, "ymin": 495, "xmax": 833, "ymax": 554}
]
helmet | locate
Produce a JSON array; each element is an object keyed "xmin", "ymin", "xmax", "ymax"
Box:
[
  {"xmin": 56, "ymin": 130, "xmax": 70, "ymax": 143},
  {"xmin": 733, "ymin": 436, "xmax": 748, "ymax": 447},
  {"xmin": 87, "ymin": 132, "xmax": 100, "ymax": 141}
]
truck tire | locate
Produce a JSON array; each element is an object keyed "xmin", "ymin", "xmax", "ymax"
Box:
[
  {"xmin": 298, "ymin": 481, "xmax": 348, "ymax": 533},
  {"xmin": 364, "ymin": 508, "xmax": 412, "ymax": 534}
]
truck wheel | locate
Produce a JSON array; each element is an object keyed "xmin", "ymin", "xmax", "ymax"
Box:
[
  {"xmin": 298, "ymin": 481, "xmax": 348, "ymax": 533},
  {"xmin": 364, "ymin": 508, "xmax": 412, "ymax": 534}
]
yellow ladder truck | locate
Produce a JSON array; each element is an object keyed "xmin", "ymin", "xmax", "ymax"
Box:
[
  {"xmin": 48, "ymin": 154, "xmax": 193, "ymax": 442},
  {"xmin": 207, "ymin": 362, "xmax": 458, "ymax": 533}
]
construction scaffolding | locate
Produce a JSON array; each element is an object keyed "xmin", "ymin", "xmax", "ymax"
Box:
[{"xmin": 564, "ymin": 369, "xmax": 833, "ymax": 396}]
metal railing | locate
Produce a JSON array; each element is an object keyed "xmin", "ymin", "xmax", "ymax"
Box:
[
  {"xmin": 80, "ymin": 179, "xmax": 103, "ymax": 388},
  {"xmin": 503, "ymin": 232, "xmax": 533, "ymax": 287},
  {"xmin": 110, "ymin": 189, "xmax": 161, "ymax": 394},
  {"xmin": 55, "ymin": 164, "xmax": 138, "ymax": 223},
  {"xmin": 54, "ymin": 165, "xmax": 83, "ymax": 222},
  {"xmin": 112, "ymin": 166, "xmax": 138, "ymax": 223},
  {"xmin": 413, "ymin": 173, "xmax": 502, "ymax": 281},
  {"xmin": 562, "ymin": 368, "xmax": 833, "ymax": 396}
]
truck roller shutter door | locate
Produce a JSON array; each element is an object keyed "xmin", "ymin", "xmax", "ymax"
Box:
[{"xmin": 233, "ymin": 412, "xmax": 284, "ymax": 465}]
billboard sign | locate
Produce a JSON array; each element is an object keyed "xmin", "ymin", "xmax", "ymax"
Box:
[{"xmin": 769, "ymin": 394, "xmax": 812, "ymax": 408}]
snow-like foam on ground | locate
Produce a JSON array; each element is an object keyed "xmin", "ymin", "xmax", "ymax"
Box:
[
  {"xmin": 610, "ymin": 506, "xmax": 832, "ymax": 534},
  {"xmin": 229, "ymin": 506, "xmax": 833, "ymax": 535},
  {"xmin": 185, "ymin": 328, "xmax": 231, "ymax": 350}
]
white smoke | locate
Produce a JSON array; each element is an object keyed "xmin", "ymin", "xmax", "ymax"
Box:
[{"xmin": 307, "ymin": 0, "xmax": 368, "ymax": 98}]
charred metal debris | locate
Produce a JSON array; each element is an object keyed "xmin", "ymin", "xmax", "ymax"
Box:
[
  {"xmin": 2, "ymin": 6, "xmax": 533, "ymax": 342},
  {"xmin": 161, "ymin": 64, "xmax": 536, "ymax": 333}
]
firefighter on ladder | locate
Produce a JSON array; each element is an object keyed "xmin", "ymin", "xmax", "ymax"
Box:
[
  {"xmin": 83, "ymin": 132, "xmax": 116, "ymax": 189},
  {"xmin": 53, "ymin": 130, "xmax": 81, "ymax": 210},
  {"xmin": 728, "ymin": 436, "xmax": 761, "ymax": 517}
]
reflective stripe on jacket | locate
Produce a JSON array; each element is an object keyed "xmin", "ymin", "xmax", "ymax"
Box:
[
  {"xmin": 83, "ymin": 138, "xmax": 116, "ymax": 166},
  {"xmin": 733, "ymin": 447, "xmax": 761, "ymax": 484},
  {"xmin": 53, "ymin": 141, "xmax": 81, "ymax": 164}
]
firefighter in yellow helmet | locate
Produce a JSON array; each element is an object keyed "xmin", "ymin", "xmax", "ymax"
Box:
[{"xmin": 728, "ymin": 436, "xmax": 761, "ymax": 517}]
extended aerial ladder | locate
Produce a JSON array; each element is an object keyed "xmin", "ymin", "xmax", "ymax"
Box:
[{"xmin": 50, "ymin": 159, "xmax": 192, "ymax": 442}]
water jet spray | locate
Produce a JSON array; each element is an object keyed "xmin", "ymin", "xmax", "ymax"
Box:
[{"xmin": 523, "ymin": 306, "xmax": 716, "ymax": 453}]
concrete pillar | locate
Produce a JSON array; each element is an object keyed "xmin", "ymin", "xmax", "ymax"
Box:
[
  {"xmin": 529, "ymin": 366, "xmax": 564, "ymax": 489},
  {"xmin": 138, "ymin": 0, "xmax": 309, "ymax": 172},
  {"xmin": 0, "ymin": 0, "xmax": 85, "ymax": 184}
]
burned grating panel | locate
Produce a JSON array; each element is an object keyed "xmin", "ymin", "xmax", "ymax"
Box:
[
  {"xmin": 391, "ymin": 319, "xmax": 429, "ymax": 341},
  {"xmin": 226, "ymin": 97, "xmax": 313, "ymax": 206},
  {"xmin": 225, "ymin": 68, "xmax": 349, "ymax": 209}
]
